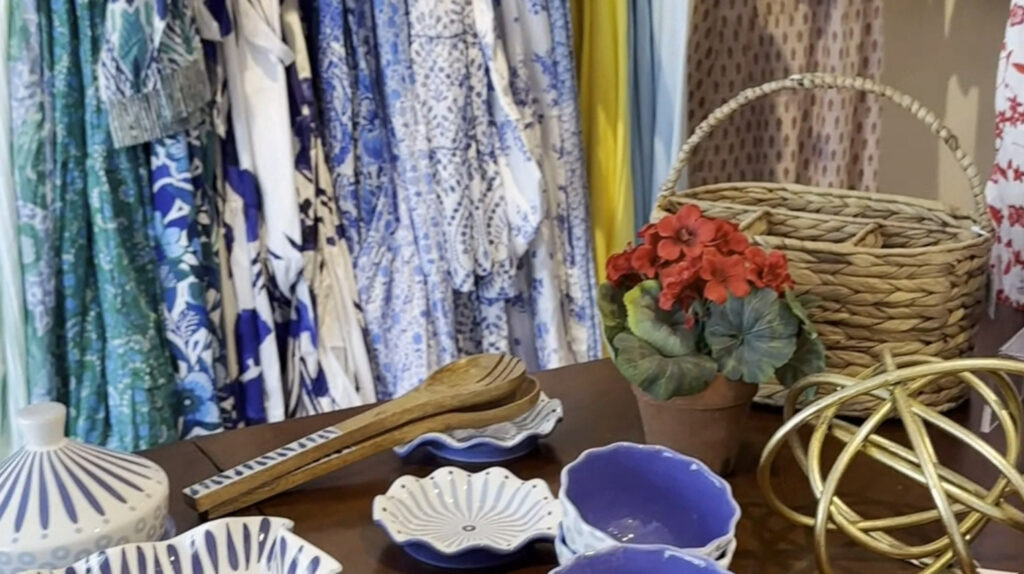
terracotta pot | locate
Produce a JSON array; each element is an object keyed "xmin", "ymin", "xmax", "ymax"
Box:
[{"xmin": 631, "ymin": 374, "xmax": 757, "ymax": 476}]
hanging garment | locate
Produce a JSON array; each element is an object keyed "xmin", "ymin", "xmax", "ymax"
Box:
[
  {"xmin": 686, "ymin": 0, "xmax": 883, "ymax": 189},
  {"xmin": 314, "ymin": 0, "xmax": 459, "ymax": 399},
  {"xmin": 11, "ymin": 0, "xmax": 177, "ymax": 449},
  {"xmin": 489, "ymin": 0, "xmax": 602, "ymax": 369},
  {"xmin": 149, "ymin": 130, "xmax": 231, "ymax": 437},
  {"xmin": 570, "ymin": 0, "xmax": 633, "ymax": 283},
  {"xmin": 313, "ymin": 0, "xmax": 600, "ymax": 397},
  {"xmin": 194, "ymin": 0, "xmax": 289, "ymax": 426},
  {"xmin": 281, "ymin": 0, "xmax": 375, "ymax": 406},
  {"xmin": 234, "ymin": 0, "xmax": 333, "ymax": 417},
  {"xmin": 629, "ymin": 0, "xmax": 690, "ymax": 226},
  {"xmin": 987, "ymin": 2, "xmax": 1024, "ymax": 309},
  {"xmin": 98, "ymin": 0, "xmax": 232, "ymax": 438},
  {"xmin": 0, "ymin": 0, "xmax": 28, "ymax": 457}
]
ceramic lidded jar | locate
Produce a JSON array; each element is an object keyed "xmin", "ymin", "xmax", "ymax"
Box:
[{"xmin": 0, "ymin": 403, "xmax": 170, "ymax": 574}]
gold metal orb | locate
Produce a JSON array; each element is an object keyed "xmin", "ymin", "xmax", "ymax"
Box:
[{"xmin": 757, "ymin": 352, "xmax": 1024, "ymax": 573}]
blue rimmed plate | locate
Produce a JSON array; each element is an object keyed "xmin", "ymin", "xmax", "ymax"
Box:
[{"xmin": 393, "ymin": 392, "xmax": 563, "ymax": 463}]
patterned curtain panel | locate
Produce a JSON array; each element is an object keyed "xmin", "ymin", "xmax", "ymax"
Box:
[
  {"xmin": 0, "ymin": 0, "xmax": 28, "ymax": 458},
  {"xmin": 686, "ymin": 0, "xmax": 884, "ymax": 190},
  {"xmin": 988, "ymin": 2, "xmax": 1024, "ymax": 310}
]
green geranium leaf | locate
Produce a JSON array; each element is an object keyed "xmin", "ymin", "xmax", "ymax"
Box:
[
  {"xmin": 705, "ymin": 287, "xmax": 799, "ymax": 384},
  {"xmin": 784, "ymin": 289, "xmax": 817, "ymax": 336},
  {"xmin": 598, "ymin": 282, "xmax": 628, "ymax": 347},
  {"xmin": 611, "ymin": 332, "xmax": 717, "ymax": 400},
  {"xmin": 623, "ymin": 280, "xmax": 696, "ymax": 357},
  {"xmin": 775, "ymin": 329, "xmax": 827, "ymax": 387}
]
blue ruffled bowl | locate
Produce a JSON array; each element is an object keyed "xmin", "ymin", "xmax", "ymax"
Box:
[
  {"xmin": 559, "ymin": 442, "xmax": 740, "ymax": 559},
  {"xmin": 549, "ymin": 545, "xmax": 729, "ymax": 574}
]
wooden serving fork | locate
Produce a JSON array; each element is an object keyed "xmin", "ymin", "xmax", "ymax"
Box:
[
  {"xmin": 202, "ymin": 377, "xmax": 542, "ymax": 518},
  {"xmin": 184, "ymin": 354, "xmax": 527, "ymax": 514}
]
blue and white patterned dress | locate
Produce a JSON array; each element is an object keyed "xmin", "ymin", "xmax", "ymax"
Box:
[
  {"xmin": 282, "ymin": 0, "xmax": 375, "ymax": 406},
  {"xmin": 313, "ymin": 0, "xmax": 600, "ymax": 398},
  {"xmin": 200, "ymin": 0, "xmax": 287, "ymax": 425}
]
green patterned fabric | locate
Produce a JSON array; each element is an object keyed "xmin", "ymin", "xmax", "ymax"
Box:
[
  {"xmin": 8, "ymin": 0, "xmax": 177, "ymax": 451},
  {"xmin": 98, "ymin": 0, "xmax": 210, "ymax": 147}
]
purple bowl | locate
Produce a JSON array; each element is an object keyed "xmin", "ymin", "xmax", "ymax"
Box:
[
  {"xmin": 558, "ymin": 442, "xmax": 740, "ymax": 557},
  {"xmin": 549, "ymin": 545, "xmax": 729, "ymax": 574}
]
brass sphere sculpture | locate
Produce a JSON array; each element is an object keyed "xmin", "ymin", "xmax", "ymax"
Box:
[{"xmin": 757, "ymin": 352, "xmax": 1024, "ymax": 574}]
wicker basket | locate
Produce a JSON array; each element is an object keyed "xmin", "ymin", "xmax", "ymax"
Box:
[{"xmin": 653, "ymin": 73, "xmax": 993, "ymax": 416}]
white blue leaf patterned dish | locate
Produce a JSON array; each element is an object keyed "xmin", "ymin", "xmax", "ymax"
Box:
[
  {"xmin": 0, "ymin": 403, "xmax": 170, "ymax": 574},
  {"xmin": 548, "ymin": 545, "xmax": 730, "ymax": 574},
  {"xmin": 20, "ymin": 517, "xmax": 343, "ymax": 574},
  {"xmin": 554, "ymin": 524, "xmax": 737, "ymax": 570},
  {"xmin": 393, "ymin": 393, "xmax": 563, "ymax": 463},
  {"xmin": 373, "ymin": 466, "xmax": 561, "ymax": 569}
]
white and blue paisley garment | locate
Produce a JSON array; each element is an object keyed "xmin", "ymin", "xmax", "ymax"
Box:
[
  {"xmin": 490, "ymin": 0, "xmax": 602, "ymax": 368},
  {"xmin": 313, "ymin": 0, "xmax": 457, "ymax": 399},
  {"xmin": 313, "ymin": 0, "xmax": 600, "ymax": 398}
]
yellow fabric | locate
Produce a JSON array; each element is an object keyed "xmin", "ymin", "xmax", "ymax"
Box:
[{"xmin": 572, "ymin": 0, "xmax": 633, "ymax": 284}]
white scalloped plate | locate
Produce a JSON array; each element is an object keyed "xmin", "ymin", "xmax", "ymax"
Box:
[
  {"xmin": 393, "ymin": 393, "xmax": 563, "ymax": 463},
  {"xmin": 373, "ymin": 467, "xmax": 561, "ymax": 568}
]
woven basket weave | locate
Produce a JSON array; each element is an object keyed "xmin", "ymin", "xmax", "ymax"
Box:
[{"xmin": 653, "ymin": 73, "xmax": 993, "ymax": 416}]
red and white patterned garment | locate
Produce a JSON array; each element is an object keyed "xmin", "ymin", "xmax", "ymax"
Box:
[{"xmin": 988, "ymin": 2, "xmax": 1024, "ymax": 309}]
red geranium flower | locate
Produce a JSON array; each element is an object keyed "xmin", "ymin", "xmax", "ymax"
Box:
[
  {"xmin": 708, "ymin": 219, "xmax": 750, "ymax": 254},
  {"xmin": 637, "ymin": 222, "xmax": 660, "ymax": 247},
  {"xmin": 761, "ymin": 251, "xmax": 794, "ymax": 291},
  {"xmin": 700, "ymin": 250, "xmax": 750, "ymax": 304},
  {"xmin": 744, "ymin": 246, "xmax": 767, "ymax": 288},
  {"xmin": 657, "ymin": 257, "xmax": 703, "ymax": 310},
  {"xmin": 630, "ymin": 244, "xmax": 659, "ymax": 279},
  {"xmin": 606, "ymin": 247, "xmax": 637, "ymax": 286},
  {"xmin": 654, "ymin": 205, "xmax": 716, "ymax": 261}
]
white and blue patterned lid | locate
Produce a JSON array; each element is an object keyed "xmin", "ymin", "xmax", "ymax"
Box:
[{"xmin": 0, "ymin": 403, "xmax": 170, "ymax": 560}]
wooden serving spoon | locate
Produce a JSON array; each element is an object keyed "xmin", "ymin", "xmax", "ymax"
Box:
[
  {"xmin": 203, "ymin": 377, "xmax": 542, "ymax": 518},
  {"xmin": 185, "ymin": 354, "xmax": 527, "ymax": 513}
]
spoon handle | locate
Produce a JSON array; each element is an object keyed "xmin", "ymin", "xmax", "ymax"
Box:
[
  {"xmin": 204, "ymin": 378, "xmax": 541, "ymax": 519},
  {"xmin": 183, "ymin": 355, "xmax": 527, "ymax": 513}
]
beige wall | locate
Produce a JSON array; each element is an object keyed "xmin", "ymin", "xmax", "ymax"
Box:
[{"xmin": 879, "ymin": 0, "xmax": 1005, "ymax": 212}]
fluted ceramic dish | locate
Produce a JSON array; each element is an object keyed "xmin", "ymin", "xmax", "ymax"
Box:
[
  {"xmin": 559, "ymin": 442, "xmax": 740, "ymax": 560},
  {"xmin": 20, "ymin": 517, "xmax": 342, "ymax": 574},
  {"xmin": 373, "ymin": 466, "xmax": 561, "ymax": 568},
  {"xmin": 0, "ymin": 403, "xmax": 169, "ymax": 574},
  {"xmin": 393, "ymin": 392, "xmax": 563, "ymax": 463}
]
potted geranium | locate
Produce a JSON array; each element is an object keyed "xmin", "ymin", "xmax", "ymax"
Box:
[{"xmin": 599, "ymin": 205, "xmax": 825, "ymax": 474}]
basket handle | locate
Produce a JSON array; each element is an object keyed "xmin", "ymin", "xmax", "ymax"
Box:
[{"xmin": 658, "ymin": 73, "xmax": 992, "ymax": 234}]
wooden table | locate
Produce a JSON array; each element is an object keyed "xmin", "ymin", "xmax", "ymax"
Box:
[{"xmin": 143, "ymin": 358, "xmax": 1024, "ymax": 573}]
